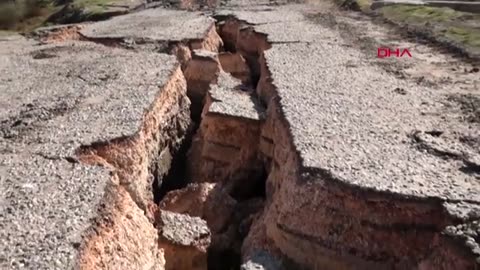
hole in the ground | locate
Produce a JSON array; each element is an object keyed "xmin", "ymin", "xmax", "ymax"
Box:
[
  {"xmin": 229, "ymin": 165, "xmax": 268, "ymax": 201},
  {"xmin": 208, "ymin": 247, "xmax": 242, "ymax": 270},
  {"xmin": 216, "ymin": 18, "xmax": 238, "ymax": 53},
  {"xmin": 243, "ymin": 53, "xmax": 262, "ymax": 88},
  {"xmin": 153, "ymin": 123, "xmax": 196, "ymax": 203},
  {"xmin": 206, "ymin": 167, "xmax": 268, "ymax": 269},
  {"xmin": 216, "ymin": 18, "xmax": 271, "ymax": 98},
  {"xmin": 151, "ymin": 16, "xmax": 271, "ymax": 270}
]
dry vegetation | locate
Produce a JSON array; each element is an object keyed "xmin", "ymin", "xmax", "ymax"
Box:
[
  {"xmin": 308, "ymin": 0, "xmax": 480, "ymax": 59},
  {"xmin": 0, "ymin": 0, "xmax": 58, "ymax": 31},
  {"xmin": 0, "ymin": 0, "xmax": 115, "ymax": 32}
]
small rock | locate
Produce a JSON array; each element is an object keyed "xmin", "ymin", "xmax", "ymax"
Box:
[
  {"xmin": 241, "ymin": 250, "xmax": 285, "ymax": 270},
  {"xmin": 158, "ymin": 210, "xmax": 211, "ymax": 270},
  {"xmin": 466, "ymin": 239, "xmax": 477, "ymax": 249},
  {"xmin": 159, "ymin": 183, "xmax": 236, "ymax": 233}
]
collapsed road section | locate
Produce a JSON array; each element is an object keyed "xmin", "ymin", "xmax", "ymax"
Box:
[
  {"xmin": 0, "ymin": 8, "xmax": 220, "ymax": 269},
  {"xmin": 1, "ymin": 1, "xmax": 480, "ymax": 270}
]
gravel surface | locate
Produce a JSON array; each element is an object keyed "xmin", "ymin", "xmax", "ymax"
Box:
[
  {"xmin": 208, "ymin": 72, "xmax": 265, "ymax": 120},
  {"xmin": 0, "ymin": 151, "xmax": 109, "ymax": 270},
  {"xmin": 0, "ymin": 39, "xmax": 178, "ymax": 269},
  {"xmin": 158, "ymin": 210, "xmax": 210, "ymax": 247},
  {"xmin": 218, "ymin": 5, "xmax": 480, "ymax": 202},
  {"xmin": 80, "ymin": 8, "xmax": 215, "ymax": 42},
  {"xmin": 0, "ymin": 41, "xmax": 178, "ymax": 157},
  {"xmin": 241, "ymin": 250, "xmax": 285, "ymax": 270}
]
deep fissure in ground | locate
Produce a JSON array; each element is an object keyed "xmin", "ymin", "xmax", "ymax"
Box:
[
  {"xmin": 151, "ymin": 16, "xmax": 269, "ymax": 270},
  {"xmin": 12, "ymin": 7, "xmax": 480, "ymax": 270}
]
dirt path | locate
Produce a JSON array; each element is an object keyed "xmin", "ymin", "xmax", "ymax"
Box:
[{"xmin": 307, "ymin": 1, "xmax": 479, "ymax": 92}]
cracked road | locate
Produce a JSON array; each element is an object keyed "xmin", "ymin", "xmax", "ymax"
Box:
[{"xmin": 1, "ymin": 0, "xmax": 479, "ymax": 269}]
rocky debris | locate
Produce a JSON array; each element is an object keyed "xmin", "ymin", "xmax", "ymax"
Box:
[
  {"xmin": 236, "ymin": 26, "xmax": 271, "ymax": 57},
  {"xmin": 443, "ymin": 202, "xmax": 480, "ymax": 221},
  {"xmin": 241, "ymin": 250, "xmax": 285, "ymax": 270},
  {"xmin": 159, "ymin": 183, "xmax": 236, "ymax": 233},
  {"xmin": 418, "ymin": 221, "xmax": 480, "ymax": 269},
  {"xmin": 157, "ymin": 210, "xmax": 211, "ymax": 270},
  {"xmin": 171, "ymin": 44, "xmax": 193, "ymax": 68},
  {"xmin": 216, "ymin": 17, "xmax": 272, "ymax": 85},
  {"xmin": 207, "ymin": 198, "xmax": 266, "ymax": 270},
  {"xmin": 445, "ymin": 221, "xmax": 480, "ymax": 251},
  {"xmin": 30, "ymin": 24, "xmax": 85, "ymax": 44},
  {"xmin": 443, "ymin": 221, "xmax": 480, "ymax": 263},
  {"xmin": 158, "ymin": 179, "xmax": 266, "ymax": 270}
]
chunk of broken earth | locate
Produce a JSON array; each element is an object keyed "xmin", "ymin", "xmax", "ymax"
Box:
[
  {"xmin": 183, "ymin": 49, "xmax": 221, "ymax": 118},
  {"xmin": 157, "ymin": 210, "xmax": 211, "ymax": 270},
  {"xmin": 184, "ymin": 49, "xmax": 221, "ymax": 85},
  {"xmin": 171, "ymin": 44, "xmax": 192, "ymax": 68},
  {"xmin": 192, "ymin": 49, "xmax": 218, "ymax": 59},
  {"xmin": 159, "ymin": 183, "xmax": 236, "ymax": 233},
  {"xmin": 241, "ymin": 250, "xmax": 285, "ymax": 270},
  {"xmin": 218, "ymin": 52, "xmax": 251, "ymax": 83}
]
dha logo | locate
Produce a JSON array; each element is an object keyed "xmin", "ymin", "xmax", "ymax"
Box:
[{"xmin": 377, "ymin": 48, "xmax": 412, "ymax": 58}]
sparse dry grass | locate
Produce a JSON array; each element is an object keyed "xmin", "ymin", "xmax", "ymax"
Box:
[
  {"xmin": 0, "ymin": 0, "xmax": 58, "ymax": 31},
  {"xmin": 0, "ymin": 0, "xmax": 119, "ymax": 32},
  {"xmin": 305, "ymin": 0, "xmax": 480, "ymax": 58},
  {"xmin": 379, "ymin": 5, "xmax": 480, "ymax": 56}
]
